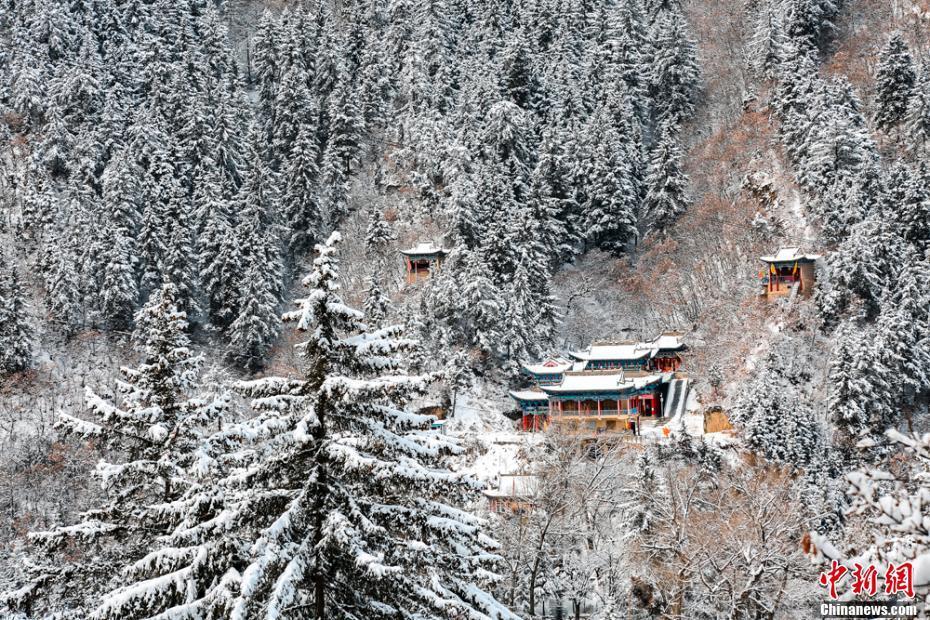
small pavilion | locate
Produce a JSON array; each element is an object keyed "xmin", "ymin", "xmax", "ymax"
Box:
[
  {"xmin": 400, "ymin": 242, "xmax": 447, "ymax": 285},
  {"xmin": 759, "ymin": 247, "xmax": 819, "ymax": 298}
]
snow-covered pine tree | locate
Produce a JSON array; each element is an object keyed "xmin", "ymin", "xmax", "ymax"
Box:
[
  {"xmin": 881, "ymin": 162, "xmax": 930, "ymax": 249},
  {"xmin": 442, "ymin": 348, "xmax": 473, "ymax": 418},
  {"xmin": 906, "ymin": 61, "xmax": 930, "ymax": 157},
  {"xmin": 579, "ymin": 106, "xmax": 640, "ymax": 255},
  {"xmin": 282, "ymin": 121, "xmax": 322, "ymax": 257},
  {"xmin": 227, "ymin": 129, "xmax": 284, "ymax": 372},
  {"xmin": 731, "ymin": 343, "xmax": 823, "ymax": 469},
  {"xmin": 363, "ymin": 275, "xmax": 391, "ymax": 325},
  {"xmin": 227, "ymin": 256, "xmax": 283, "ymax": 372},
  {"xmin": 874, "ymin": 33, "xmax": 916, "ymax": 133},
  {"xmin": 796, "ymin": 78, "xmax": 877, "ymax": 199},
  {"xmin": 648, "ymin": 6, "xmax": 700, "ymax": 124},
  {"xmin": 428, "ymin": 247, "xmax": 504, "ymax": 360},
  {"xmin": 12, "ymin": 283, "xmax": 227, "ymax": 616},
  {"xmin": 234, "ymin": 232, "xmax": 515, "ymax": 618},
  {"xmin": 643, "ymin": 122, "xmax": 690, "ymax": 233},
  {"xmin": 197, "ymin": 166, "xmax": 241, "ymax": 329},
  {"xmin": 0, "ymin": 262, "xmax": 33, "ymax": 375},
  {"xmin": 827, "ymin": 321, "xmax": 892, "ymax": 452},
  {"xmin": 78, "ymin": 232, "xmax": 520, "ymax": 619},
  {"xmin": 253, "ymin": 9, "xmax": 283, "ymax": 160},
  {"xmin": 603, "ymin": 0, "xmax": 650, "ymax": 125},
  {"xmin": 747, "ymin": 0, "xmax": 787, "ymax": 80},
  {"xmin": 528, "ymin": 128, "xmax": 582, "ymax": 265},
  {"xmin": 870, "ymin": 255, "xmax": 930, "ymax": 425},
  {"xmin": 364, "ymin": 206, "xmax": 396, "ymax": 264},
  {"xmin": 42, "ymin": 222, "xmax": 84, "ymax": 335},
  {"xmin": 161, "ymin": 189, "xmax": 202, "ymax": 321},
  {"xmin": 98, "ymin": 150, "xmax": 141, "ymax": 330},
  {"xmin": 319, "ymin": 73, "xmax": 364, "ymax": 229},
  {"xmin": 816, "ymin": 214, "xmax": 896, "ymax": 325},
  {"xmin": 783, "ymin": 0, "xmax": 841, "ymax": 53}
]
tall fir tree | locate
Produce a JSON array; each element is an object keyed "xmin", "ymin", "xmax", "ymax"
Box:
[
  {"xmin": 874, "ymin": 33, "xmax": 916, "ymax": 133},
  {"xmin": 16, "ymin": 283, "xmax": 227, "ymax": 616},
  {"xmin": 281, "ymin": 121, "xmax": 322, "ymax": 257},
  {"xmin": 906, "ymin": 61, "xmax": 930, "ymax": 157},
  {"xmin": 648, "ymin": 7, "xmax": 700, "ymax": 124},
  {"xmin": 227, "ymin": 130, "xmax": 284, "ymax": 372},
  {"xmin": 61, "ymin": 233, "xmax": 520, "ymax": 619},
  {"xmin": 0, "ymin": 262, "xmax": 33, "ymax": 375},
  {"xmin": 98, "ymin": 149, "xmax": 141, "ymax": 330},
  {"xmin": 643, "ymin": 123, "xmax": 690, "ymax": 233},
  {"xmin": 579, "ymin": 106, "xmax": 640, "ymax": 255}
]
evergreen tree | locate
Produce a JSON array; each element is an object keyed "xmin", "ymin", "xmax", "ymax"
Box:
[
  {"xmin": 17, "ymin": 283, "xmax": 227, "ymax": 616},
  {"xmin": 428, "ymin": 248, "xmax": 503, "ymax": 359},
  {"xmin": 871, "ymin": 256, "xmax": 930, "ymax": 423},
  {"xmin": 797, "ymin": 78, "xmax": 877, "ymax": 197},
  {"xmin": 43, "ymin": 224, "xmax": 84, "ymax": 335},
  {"xmin": 227, "ymin": 132, "xmax": 284, "ymax": 372},
  {"xmin": 442, "ymin": 348, "xmax": 473, "ymax": 418},
  {"xmin": 827, "ymin": 322, "xmax": 888, "ymax": 449},
  {"xmin": 281, "ymin": 121, "xmax": 322, "ymax": 256},
  {"xmin": 365, "ymin": 207, "xmax": 396, "ymax": 260},
  {"xmin": 0, "ymin": 262, "xmax": 33, "ymax": 375},
  {"xmin": 98, "ymin": 151, "xmax": 141, "ymax": 330},
  {"xmin": 528, "ymin": 127, "xmax": 582, "ymax": 265},
  {"xmin": 197, "ymin": 167, "xmax": 241, "ymax": 329},
  {"xmin": 252, "ymin": 9, "xmax": 283, "ymax": 163},
  {"xmin": 784, "ymin": 0, "xmax": 841, "ymax": 53},
  {"xmin": 874, "ymin": 33, "xmax": 916, "ymax": 133},
  {"xmin": 227, "ymin": 258, "xmax": 282, "ymax": 372},
  {"xmin": 363, "ymin": 275, "xmax": 391, "ymax": 325},
  {"xmin": 906, "ymin": 62, "xmax": 930, "ymax": 156},
  {"xmin": 748, "ymin": 1, "xmax": 787, "ymax": 79},
  {"xmin": 881, "ymin": 162, "xmax": 930, "ymax": 249},
  {"xmin": 579, "ymin": 106, "xmax": 640, "ymax": 254},
  {"xmin": 732, "ymin": 344, "xmax": 822, "ymax": 469},
  {"xmin": 68, "ymin": 233, "xmax": 519, "ymax": 619},
  {"xmin": 643, "ymin": 123, "xmax": 690, "ymax": 233},
  {"xmin": 649, "ymin": 7, "xmax": 700, "ymax": 124},
  {"xmin": 817, "ymin": 214, "xmax": 897, "ymax": 325}
]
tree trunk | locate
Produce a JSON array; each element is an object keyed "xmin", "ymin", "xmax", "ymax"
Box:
[
  {"xmin": 529, "ymin": 515, "xmax": 555, "ymax": 616},
  {"xmin": 311, "ymin": 388, "xmax": 330, "ymax": 619}
]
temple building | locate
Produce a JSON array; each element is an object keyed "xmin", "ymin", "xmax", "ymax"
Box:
[
  {"xmin": 759, "ymin": 247, "xmax": 819, "ymax": 299},
  {"xmin": 521, "ymin": 357, "xmax": 582, "ymax": 385},
  {"xmin": 510, "ymin": 333, "xmax": 689, "ymax": 433},
  {"xmin": 567, "ymin": 332, "xmax": 686, "ymax": 373},
  {"xmin": 400, "ymin": 242, "xmax": 447, "ymax": 285}
]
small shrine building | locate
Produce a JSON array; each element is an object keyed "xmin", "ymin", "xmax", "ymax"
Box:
[{"xmin": 400, "ymin": 242, "xmax": 448, "ymax": 284}]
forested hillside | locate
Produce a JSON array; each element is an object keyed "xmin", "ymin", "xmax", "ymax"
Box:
[{"xmin": 2, "ymin": 0, "xmax": 930, "ymax": 617}]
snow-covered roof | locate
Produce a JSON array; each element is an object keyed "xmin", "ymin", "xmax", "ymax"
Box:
[
  {"xmin": 569, "ymin": 341, "xmax": 653, "ymax": 362},
  {"xmin": 759, "ymin": 247, "xmax": 820, "ymax": 263},
  {"xmin": 400, "ymin": 242, "xmax": 447, "ymax": 256},
  {"xmin": 522, "ymin": 357, "xmax": 574, "ymax": 375},
  {"xmin": 483, "ymin": 474, "xmax": 539, "ymax": 499},
  {"xmin": 541, "ymin": 371, "xmax": 663, "ymax": 394},
  {"xmin": 509, "ymin": 389, "xmax": 549, "ymax": 402},
  {"xmin": 648, "ymin": 332, "xmax": 686, "ymax": 352}
]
